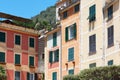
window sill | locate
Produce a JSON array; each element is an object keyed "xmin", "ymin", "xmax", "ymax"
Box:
[
  {"xmin": 29, "ymin": 66, "xmax": 35, "ymax": 68},
  {"xmin": 15, "ymin": 64, "xmax": 21, "ymax": 66},
  {"xmin": 66, "ymin": 38, "xmax": 76, "ymax": 42},
  {"xmin": 108, "ymin": 43, "xmax": 114, "ymax": 48},
  {"xmin": 107, "ymin": 16, "xmax": 113, "ymax": 22},
  {"xmin": 89, "ymin": 51, "xmax": 96, "ymax": 56},
  {"xmin": 0, "ymin": 62, "xmax": 6, "ymax": 64}
]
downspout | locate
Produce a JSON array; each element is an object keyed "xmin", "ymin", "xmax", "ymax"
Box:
[{"xmin": 102, "ymin": 0, "xmax": 106, "ymax": 66}]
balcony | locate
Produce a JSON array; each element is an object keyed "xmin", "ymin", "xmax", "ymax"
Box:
[{"xmin": 58, "ymin": 0, "xmax": 80, "ymax": 13}]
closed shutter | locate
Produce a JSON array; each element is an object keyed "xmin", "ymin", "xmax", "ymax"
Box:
[
  {"xmin": 15, "ymin": 35, "xmax": 20, "ymax": 45},
  {"xmin": 53, "ymin": 32, "xmax": 57, "ymax": 47},
  {"xmin": 89, "ymin": 5, "xmax": 96, "ymax": 22},
  {"xmin": 108, "ymin": 60, "xmax": 113, "ymax": 66},
  {"xmin": 15, "ymin": 54, "xmax": 20, "ymax": 65},
  {"xmin": 68, "ymin": 47, "xmax": 74, "ymax": 61},
  {"xmin": 68, "ymin": 69, "xmax": 74, "ymax": 75},
  {"xmin": 49, "ymin": 51, "xmax": 53, "ymax": 63},
  {"xmin": 108, "ymin": 5, "xmax": 113, "ymax": 19},
  {"xmin": 15, "ymin": 71, "xmax": 20, "ymax": 80},
  {"xmin": 0, "ymin": 52, "xmax": 5, "ymax": 63},
  {"xmin": 0, "ymin": 32, "xmax": 5, "ymax": 42},
  {"xmin": 65, "ymin": 27, "xmax": 69, "ymax": 41},
  {"xmin": 52, "ymin": 72, "xmax": 57, "ymax": 80},
  {"xmin": 29, "ymin": 56, "xmax": 34, "ymax": 66},
  {"xmin": 29, "ymin": 38, "xmax": 34, "ymax": 48},
  {"xmin": 108, "ymin": 26, "xmax": 114, "ymax": 46},
  {"xmin": 89, "ymin": 63, "xmax": 96, "ymax": 68},
  {"xmin": 73, "ymin": 23, "xmax": 76, "ymax": 39}
]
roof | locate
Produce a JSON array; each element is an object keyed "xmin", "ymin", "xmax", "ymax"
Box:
[{"xmin": 0, "ymin": 12, "xmax": 31, "ymax": 22}]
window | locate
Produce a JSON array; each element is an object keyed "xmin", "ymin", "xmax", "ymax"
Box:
[
  {"xmin": 108, "ymin": 5, "xmax": 113, "ymax": 20},
  {"xmin": 15, "ymin": 35, "xmax": 21, "ymax": 45},
  {"xmin": 108, "ymin": 26, "xmax": 114, "ymax": 47},
  {"xmin": 53, "ymin": 32, "xmax": 57, "ymax": 47},
  {"xmin": 74, "ymin": 4, "xmax": 80, "ymax": 13},
  {"xmin": 29, "ymin": 37, "xmax": 34, "ymax": 48},
  {"xmin": 89, "ymin": 34, "xmax": 96, "ymax": 54},
  {"xmin": 63, "ymin": 11, "xmax": 68, "ymax": 19},
  {"xmin": 27, "ymin": 73, "xmax": 34, "ymax": 80},
  {"xmin": 0, "ymin": 32, "xmax": 5, "ymax": 42},
  {"xmin": 52, "ymin": 72, "xmax": 57, "ymax": 80},
  {"xmin": 15, "ymin": 71, "xmax": 20, "ymax": 80},
  {"xmin": 68, "ymin": 47, "xmax": 74, "ymax": 61},
  {"xmin": 89, "ymin": 63, "xmax": 96, "ymax": 68},
  {"xmin": 108, "ymin": 60, "xmax": 113, "ymax": 66},
  {"xmin": 29, "ymin": 56, "xmax": 34, "ymax": 67},
  {"xmin": 88, "ymin": 5, "xmax": 96, "ymax": 22},
  {"xmin": 0, "ymin": 52, "xmax": 5, "ymax": 63},
  {"xmin": 49, "ymin": 49, "xmax": 59, "ymax": 63},
  {"xmin": 15, "ymin": 54, "xmax": 20, "ymax": 65},
  {"xmin": 68, "ymin": 69, "xmax": 74, "ymax": 75},
  {"xmin": 65, "ymin": 23, "xmax": 76, "ymax": 41}
]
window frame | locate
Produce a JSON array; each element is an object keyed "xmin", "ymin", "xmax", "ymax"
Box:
[
  {"xmin": 29, "ymin": 37, "xmax": 35, "ymax": 48},
  {"xmin": 74, "ymin": 4, "xmax": 80, "ymax": 13},
  {"xmin": 15, "ymin": 54, "xmax": 21, "ymax": 65},
  {"xmin": 52, "ymin": 72, "xmax": 57, "ymax": 80},
  {"xmin": 29, "ymin": 56, "xmax": 35, "ymax": 67},
  {"xmin": 63, "ymin": 11, "xmax": 68, "ymax": 19},
  {"xmin": 0, "ymin": 52, "xmax": 5, "ymax": 63},
  {"xmin": 108, "ymin": 5, "xmax": 113, "ymax": 20},
  {"xmin": 89, "ymin": 63, "xmax": 96, "ymax": 68},
  {"xmin": 53, "ymin": 32, "xmax": 57, "ymax": 47},
  {"xmin": 68, "ymin": 69, "xmax": 74, "ymax": 75},
  {"xmin": 68, "ymin": 47, "xmax": 74, "ymax": 61},
  {"xmin": 108, "ymin": 60, "xmax": 113, "ymax": 66},
  {"xmin": 0, "ymin": 31, "xmax": 6, "ymax": 43},
  {"xmin": 15, "ymin": 71, "xmax": 21, "ymax": 80}
]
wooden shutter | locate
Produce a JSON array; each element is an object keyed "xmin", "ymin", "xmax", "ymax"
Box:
[
  {"xmin": 69, "ymin": 69, "xmax": 74, "ymax": 75},
  {"xmin": 89, "ymin": 5, "xmax": 96, "ymax": 22},
  {"xmin": 55, "ymin": 49, "xmax": 59, "ymax": 62},
  {"xmin": 27, "ymin": 72, "xmax": 30, "ymax": 80},
  {"xmin": 0, "ymin": 32, "xmax": 5, "ymax": 42},
  {"xmin": 15, "ymin": 54, "xmax": 20, "ymax": 65},
  {"xmin": 29, "ymin": 56, "xmax": 34, "ymax": 66},
  {"xmin": 68, "ymin": 47, "xmax": 74, "ymax": 61},
  {"xmin": 65, "ymin": 27, "xmax": 69, "ymax": 41},
  {"xmin": 53, "ymin": 32, "xmax": 57, "ymax": 47},
  {"xmin": 49, "ymin": 51, "xmax": 53, "ymax": 63},
  {"xmin": 29, "ymin": 38, "xmax": 34, "ymax": 48},
  {"xmin": 52, "ymin": 72, "xmax": 57, "ymax": 80},
  {"xmin": 0, "ymin": 52, "xmax": 5, "ymax": 63},
  {"xmin": 108, "ymin": 5, "xmax": 113, "ymax": 19},
  {"xmin": 73, "ymin": 23, "xmax": 77, "ymax": 39},
  {"xmin": 15, "ymin": 35, "xmax": 21, "ymax": 45},
  {"xmin": 108, "ymin": 26, "xmax": 114, "ymax": 46}
]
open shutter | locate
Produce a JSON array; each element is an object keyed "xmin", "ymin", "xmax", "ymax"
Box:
[
  {"xmin": 49, "ymin": 51, "xmax": 53, "ymax": 63},
  {"xmin": 89, "ymin": 5, "xmax": 96, "ymax": 22},
  {"xmin": 73, "ymin": 23, "xmax": 76, "ymax": 38},
  {"xmin": 65, "ymin": 27, "xmax": 69, "ymax": 41}
]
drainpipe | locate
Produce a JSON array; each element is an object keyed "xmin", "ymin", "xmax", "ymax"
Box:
[
  {"xmin": 59, "ymin": 26, "xmax": 62, "ymax": 80},
  {"xmin": 102, "ymin": 0, "xmax": 106, "ymax": 66}
]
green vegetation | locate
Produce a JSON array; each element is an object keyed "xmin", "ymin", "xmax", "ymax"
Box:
[
  {"xmin": 31, "ymin": 6, "xmax": 56, "ymax": 31},
  {"xmin": 63, "ymin": 65, "xmax": 120, "ymax": 80},
  {"xmin": 0, "ymin": 65, "xmax": 6, "ymax": 80}
]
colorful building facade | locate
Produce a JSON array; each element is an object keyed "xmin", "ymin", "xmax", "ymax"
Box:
[{"xmin": 0, "ymin": 13, "xmax": 39, "ymax": 80}]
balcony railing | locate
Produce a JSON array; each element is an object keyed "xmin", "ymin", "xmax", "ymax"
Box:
[{"xmin": 59, "ymin": 0, "xmax": 80, "ymax": 12}]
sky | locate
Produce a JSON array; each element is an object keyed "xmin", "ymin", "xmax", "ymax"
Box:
[{"xmin": 0, "ymin": 0, "xmax": 57, "ymax": 19}]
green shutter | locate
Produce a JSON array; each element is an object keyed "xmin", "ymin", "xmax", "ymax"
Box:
[
  {"xmin": 65, "ymin": 27, "xmax": 69, "ymax": 41},
  {"xmin": 49, "ymin": 51, "xmax": 53, "ymax": 63},
  {"xmin": 29, "ymin": 38, "xmax": 34, "ymax": 48},
  {"xmin": 27, "ymin": 72, "xmax": 30, "ymax": 80},
  {"xmin": 89, "ymin": 5, "xmax": 96, "ymax": 22},
  {"xmin": 55, "ymin": 49, "xmax": 59, "ymax": 62},
  {"xmin": 69, "ymin": 69, "xmax": 74, "ymax": 75},
  {"xmin": 89, "ymin": 63, "xmax": 96, "ymax": 68},
  {"xmin": 108, "ymin": 60, "xmax": 113, "ymax": 66},
  {"xmin": 68, "ymin": 48, "xmax": 74, "ymax": 61},
  {"xmin": 73, "ymin": 23, "xmax": 76, "ymax": 38},
  {"xmin": 29, "ymin": 56, "xmax": 34, "ymax": 66},
  {"xmin": 0, "ymin": 32, "xmax": 5, "ymax": 42},
  {"xmin": 15, "ymin": 35, "xmax": 21, "ymax": 45},
  {"xmin": 52, "ymin": 72, "xmax": 57, "ymax": 80},
  {"xmin": 0, "ymin": 52, "xmax": 5, "ymax": 63},
  {"xmin": 53, "ymin": 32, "xmax": 57, "ymax": 47},
  {"xmin": 15, "ymin": 54, "xmax": 20, "ymax": 65}
]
